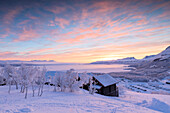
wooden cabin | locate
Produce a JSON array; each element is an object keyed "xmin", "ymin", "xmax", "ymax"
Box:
[{"xmin": 93, "ymin": 74, "xmax": 119, "ymax": 97}]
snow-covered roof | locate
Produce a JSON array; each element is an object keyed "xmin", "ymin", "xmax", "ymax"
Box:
[{"xmin": 94, "ymin": 74, "xmax": 118, "ymax": 87}]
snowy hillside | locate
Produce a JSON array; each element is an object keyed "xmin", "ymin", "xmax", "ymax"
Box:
[
  {"xmin": 157, "ymin": 46, "xmax": 170, "ymax": 57},
  {"xmin": 134, "ymin": 46, "xmax": 170, "ymax": 70},
  {"xmin": 91, "ymin": 57, "xmax": 138, "ymax": 64},
  {"xmin": 143, "ymin": 55, "xmax": 156, "ymax": 60},
  {"xmin": 141, "ymin": 46, "xmax": 170, "ymax": 61},
  {"xmin": 120, "ymin": 57, "xmax": 136, "ymax": 60},
  {"xmin": 91, "ymin": 46, "xmax": 170, "ymax": 64},
  {"xmin": 0, "ymin": 85, "xmax": 169, "ymax": 113}
]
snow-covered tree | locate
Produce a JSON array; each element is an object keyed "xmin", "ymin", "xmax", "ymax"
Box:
[
  {"xmin": 1, "ymin": 63, "xmax": 47, "ymax": 99},
  {"xmin": 18, "ymin": 64, "xmax": 29, "ymax": 94},
  {"xmin": 0, "ymin": 69, "xmax": 5, "ymax": 85},
  {"xmin": 17, "ymin": 64, "xmax": 47, "ymax": 98},
  {"xmin": 60, "ymin": 72, "xmax": 67, "ymax": 92},
  {"xmin": 2, "ymin": 63, "xmax": 15, "ymax": 93},
  {"xmin": 66, "ymin": 69, "xmax": 80, "ymax": 92},
  {"xmin": 89, "ymin": 77, "xmax": 96, "ymax": 95},
  {"xmin": 28, "ymin": 66, "xmax": 39, "ymax": 97},
  {"xmin": 79, "ymin": 72, "xmax": 89, "ymax": 88},
  {"xmin": 52, "ymin": 69, "xmax": 86, "ymax": 92},
  {"xmin": 52, "ymin": 73, "xmax": 62, "ymax": 92},
  {"xmin": 12, "ymin": 68, "xmax": 20, "ymax": 90},
  {"xmin": 18, "ymin": 64, "xmax": 32, "ymax": 98},
  {"xmin": 37, "ymin": 66, "xmax": 47, "ymax": 96}
]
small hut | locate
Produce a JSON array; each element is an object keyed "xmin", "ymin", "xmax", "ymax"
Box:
[{"xmin": 93, "ymin": 74, "xmax": 119, "ymax": 97}]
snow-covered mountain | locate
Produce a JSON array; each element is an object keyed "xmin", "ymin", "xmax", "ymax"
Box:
[
  {"xmin": 155, "ymin": 46, "xmax": 170, "ymax": 60},
  {"xmin": 112, "ymin": 57, "xmax": 138, "ymax": 64},
  {"xmin": 142, "ymin": 46, "xmax": 170, "ymax": 61},
  {"xmin": 137, "ymin": 46, "xmax": 170, "ymax": 69},
  {"xmin": 159, "ymin": 46, "xmax": 170, "ymax": 56},
  {"xmin": 120, "ymin": 57, "xmax": 136, "ymax": 60},
  {"xmin": 91, "ymin": 57, "xmax": 139, "ymax": 64},
  {"xmin": 143, "ymin": 55, "xmax": 156, "ymax": 60},
  {"xmin": 129, "ymin": 46, "xmax": 170, "ymax": 79},
  {"xmin": 91, "ymin": 46, "xmax": 170, "ymax": 64}
]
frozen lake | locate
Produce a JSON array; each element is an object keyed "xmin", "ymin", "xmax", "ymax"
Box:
[
  {"xmin": 0, "ymin": 62, "xmax": 129, "ymax": 73},
  {"xmin": 40, "ymin": 64, "xmax": 129, "ymax": 73}
]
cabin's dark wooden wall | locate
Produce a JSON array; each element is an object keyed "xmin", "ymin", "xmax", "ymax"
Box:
[{"xmin": 98, "ymin": 84, "xmax": 118, "ymax": 97}]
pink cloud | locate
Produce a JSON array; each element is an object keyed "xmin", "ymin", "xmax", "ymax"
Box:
[
  {"xmin": 112, "ymin": 24, "xmax": 133, "ymax": 32},
  {"xmin": 14, "ymin": 28, "xmax": 41, "ymax": 42},
  {"xmin": 49, "ymin": 27, "xmax": 94, "ymax": 42},
  {"xmin": 138, "ymin": 25, "xmax": 170, "ymax": 32},
  {"xmin": 51, "ymin": 26, "xmax": 105, "ymax": 43},
  {"xmin": 152, "ymin": 10, "xmax": 170, "ymax": 22},
  {"xmin": 26, "ymin": 14, "xmax": 39, "ymax": 20},
  {"xmin": 89, "ymin": 1, "xmax": 119, "ymax": 13},
  {"xmin": 64, "ymin": 32, "xmax": 105, "ymax": 43},
  {"xmin": 3, "ymin": 7, "xmax": 23, "ymax": 24},
  {"xmin": 110, "ymin": 32, "xmax": 129, "ymax": 39},
  {"xmin": 0, "ymin": 52, "xmax": 18, "ymax": 58},
  {"xmin": 18, "ymin": 20, "xmax": 30, "ymax": 25},
  {"xmin": 150, "ymin": 1, "xmax": 170, "ymax": 12},
  {"xmin": 23, "ymin": 48, "xmax": 54, "ymax": 55},
  {"xmin": 46, "ymin": 6, "xmax": 66, "ymax": 14},
  {"xmin": 50, "ymin": 17, "xmax": 70, "ymax": 28},
  {"xmin": 136, "ymin": 18, "xmax": 148, "ymax": 26},
  {"xmin": 0, "ymin": 28, "xmax": 12, "ymax": 39},
  {"xmin": 0, "ymin": 34, "xmax": 8, "ymax": 38}
]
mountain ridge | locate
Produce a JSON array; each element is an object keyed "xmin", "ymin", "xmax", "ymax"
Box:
[{"xmin": 91, "ymin": 46, "xmax": 170, "ymax": 64}]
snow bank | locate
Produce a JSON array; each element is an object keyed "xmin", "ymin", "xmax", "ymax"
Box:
[
  {"xmin": 0, "ymin": 85, "xmax": 169, "ymax": 113},
  {"xmin": 137, "ymin": 98, "xmax": 170, "ymax": 113}
]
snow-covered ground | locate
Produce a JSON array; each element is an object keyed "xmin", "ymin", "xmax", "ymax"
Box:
[
  {"xmin": 0, "ymin": 85, "xmax": 169, "ymax": 113},
  {"xmin": 124, "ymin": 81, "xmax": 170, "ymax": 94},
  {"xmin": 119, "ymin": 79, "xmax": 170, "ymax": 95}
]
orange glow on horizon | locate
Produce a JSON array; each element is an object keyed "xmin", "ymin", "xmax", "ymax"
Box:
[{"xmin": 0, "ymin": 44, "xmax": 168, "ymax": 63}]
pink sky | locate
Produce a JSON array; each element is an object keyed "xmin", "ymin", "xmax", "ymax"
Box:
[{"xmin": 0, "ymin": 0, "xmax": 169, "ymax": 63}]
